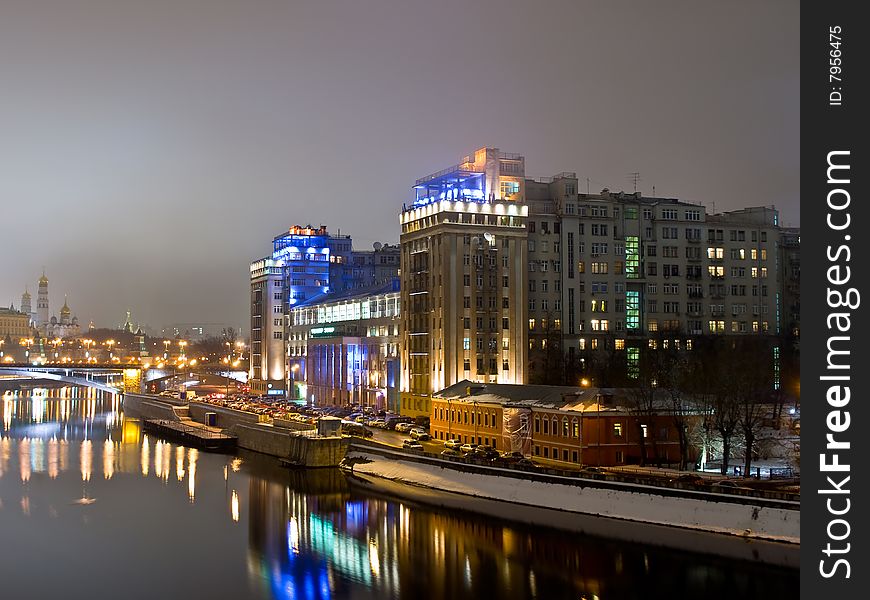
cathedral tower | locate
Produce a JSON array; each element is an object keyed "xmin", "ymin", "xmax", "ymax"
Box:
[
  {"xmin": 21, "ymin": 288, "xmax": 32, "ymax": 326},
  {"xmin": 36, "ymin": 272, "xmax": 49, "ymax": 327}
]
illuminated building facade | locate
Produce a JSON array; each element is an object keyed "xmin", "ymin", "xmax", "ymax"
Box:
[
  {"xmin": 250, "ymin": 225, "xmax": 401, "ymax": 397},
  {"xmin": 288, "ymin": 282, "xmax": 401, "ymax": 409},
  {"xmin": 0, "ymin": 306, "xmax": 31, "ymax": 341},
  {"xmin": 272, "ymin": 226, "xmax": 333, "ymax": 309},
  {"xmin": 430, "ymin": 381, "xmax": 690, "ymax": 466},
  {"xmin": 42, "ymin": 297, "xmax": 81, "ymax": 340},
  {"xmin": 249, "ymin": 258, "xmax": 285, "ymax": 395},
  {"xmin": 523, "ymin": 172, "xmax": 794, "ymax": 384},
  {"xmin": 399, "ymin": 148, "xmax": 529, "ymax": 418}
]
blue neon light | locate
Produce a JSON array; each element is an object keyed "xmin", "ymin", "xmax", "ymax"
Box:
[{"xmin": 413, "ymin": 187, "xmax": 487, "ymax": 208}]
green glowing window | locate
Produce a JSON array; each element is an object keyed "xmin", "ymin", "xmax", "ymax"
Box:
[
  {"xmin": 625, "ymin": 236, "xmax": 640, "ymax": 279},
  {"xmin": 626, "ymin": 291, "xmax": 640, "ymax": 332}
]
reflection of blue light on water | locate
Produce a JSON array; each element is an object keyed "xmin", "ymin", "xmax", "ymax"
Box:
[
  {"xmin": 269, "ymin": 560, "xmax": 332, "ymax": 600},
  {"xmin": 345, "ymin": 501, "xmax": 367, "ymax": 530},
  {"xmin": 17, "ymin": 422, "xmax": 61, "ymax": 439},
  {"xmin": 319, "ymin": 572, "xmax": 330, "ymax": 600},
  {"xmin": 304, "ymin": 574, "xmax": 315, "ymax": 600}
]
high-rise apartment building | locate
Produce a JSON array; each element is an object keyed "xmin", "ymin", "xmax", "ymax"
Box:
[
  {"xmin": 398, "ymin": 148, "xmax": 529, "ymax": 418},
  {"xmin": 524, "ymin": 171, "xmax": 796, "ymax": 384},
  {"xmin": 249, "ymin": 257, "xmax": 285, "ymax": 395}
]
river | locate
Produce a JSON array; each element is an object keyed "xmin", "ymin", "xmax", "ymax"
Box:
[{"xmin": 0, "ymin": 387, "xmax": 798, "ymax": 599}]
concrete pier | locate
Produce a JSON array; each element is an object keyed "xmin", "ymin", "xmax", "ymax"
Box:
[
  {"xmin": 142, "ymin": 419, "xmax": 237, "ymax": 451},
  {"xmin": 122, "ymin": 392, "xmax": 348, "ymax": 467},
  {"xmin": 231, "ymin": 423, "xmax": 349, "ymax": 467}
]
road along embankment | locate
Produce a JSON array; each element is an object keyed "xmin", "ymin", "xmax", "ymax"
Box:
[{"xmin": 344, "ymin": 444, "xmax": 799, "ymax": 567}]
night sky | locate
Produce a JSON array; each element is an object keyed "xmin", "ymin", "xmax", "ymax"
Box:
[{"xmin": 0, "ymin": 0, "xmax": 799, "ymax": 332}]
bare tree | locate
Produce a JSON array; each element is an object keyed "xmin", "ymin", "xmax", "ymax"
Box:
[
  {"xmin": 626, "ymin": 342, "xmax": 668, "ymax": 467},
  {"xmin": 682, "ymin": 335, "xmax": 720, "ymax": 471},
  {"xmin": 713, "ymin": 381, "xmax": 740, "ymax": 476},
  {"xmin": 733, "ymin": 338, "xmax": 774, "ymax": 478}
]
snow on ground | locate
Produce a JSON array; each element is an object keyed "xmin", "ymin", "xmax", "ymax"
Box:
[{"xmin": 348, "ymin": 449, "xmax": 799, "ymax": 544}]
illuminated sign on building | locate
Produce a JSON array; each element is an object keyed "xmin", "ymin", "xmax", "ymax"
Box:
[{"xmin": 309, "ymin": 326, "xmax": 337, "ymax": 338}]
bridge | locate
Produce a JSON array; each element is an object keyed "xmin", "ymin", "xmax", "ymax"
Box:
[
  {"xmin": 0, "ymin": 363, "xmax": 248, "ymax": 394},
  {"xmin": 0, "ymin": 363, "xmax": 143, "ymax": 393}
]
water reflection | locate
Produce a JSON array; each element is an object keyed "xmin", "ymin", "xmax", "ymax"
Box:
[{"xmin": 0, "ymin": 387, "xmax": 798, "ymax": 600}]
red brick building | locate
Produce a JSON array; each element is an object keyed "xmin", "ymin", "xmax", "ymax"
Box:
[{"xmin": 430, "ymin": 381, "xmax": 699, "ymax": 467}]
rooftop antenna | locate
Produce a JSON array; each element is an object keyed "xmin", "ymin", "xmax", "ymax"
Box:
[
  {"xmin": 629, "ymin": 172, "xmax": 641, "ymax": 193},
  {"xmin": 586, "ymin": 177, "xmax": 590, "ymax": 194},
  {"xmin": 652, "ymin": 185, "xmax": 656, "ymax": 197}
]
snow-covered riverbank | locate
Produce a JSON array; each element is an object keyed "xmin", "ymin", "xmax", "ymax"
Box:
[{"xmin": 344, "ymin": 447, "xmax": 799, "ymax": 566}]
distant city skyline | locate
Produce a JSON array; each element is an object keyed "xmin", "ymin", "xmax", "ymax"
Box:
[{"xmin": 1, "ymin": 0, "xmax": 799, "ymax": 326}]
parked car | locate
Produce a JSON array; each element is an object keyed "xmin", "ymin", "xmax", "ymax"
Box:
[
  {"xmin": 410, "ymin": 428, "xmax": 430, "ymax": 441},
  {"xmin": 386, "ymin": 416, "xmax": 413, "ymax": 430},
  {"xmin": 440, "ymin": 448, "xmax": 463, "ymax": 458},
  {"xmin": 444, "ymin": 439, "xmax": 462, "ymax": 450},
  {"xmin": 395, "ymin": 422, "xmax": 415, "ymax": 433},
  {"xmin": 459, "ymin": 443, "xmax": 477, "ymax": 454},
  {"xmin": 342, "ymin": 423, "xmax": 373, "ymax": 438},
  {"xmin": 711, "ymin": 480, "xmax": 745, "ymax": 489},
  {"xmin": 367, "ymin": 418, "xmax": 386, "ymax": 428},
  {"xmin": 471, "ymin": 445, "xmax": 499, "ymax": 460},
  {"xmin": 402, "ymin": 439, "xmax": 423, "ymax": 451}
]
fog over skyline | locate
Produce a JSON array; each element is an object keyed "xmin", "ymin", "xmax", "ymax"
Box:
[{"xmin": 1, "ymin": 0, "xmax": 799, "ymax": 332}]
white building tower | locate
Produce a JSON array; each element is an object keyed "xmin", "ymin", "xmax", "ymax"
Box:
[
  {"xmin": 36, "ymin": 272, "xmax": 49, "ymax": 327},
  {"xmin": 20, "ymin": 288, "xmax": 33, "ymax": 326}
]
